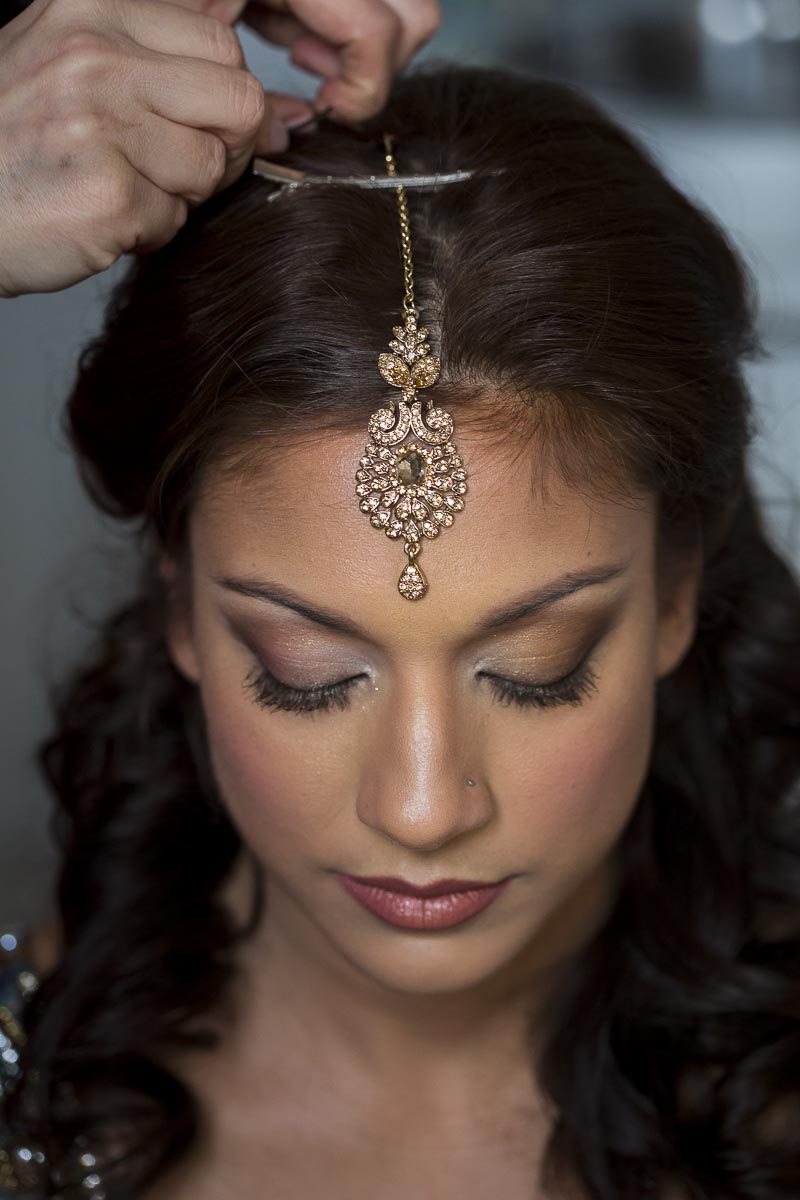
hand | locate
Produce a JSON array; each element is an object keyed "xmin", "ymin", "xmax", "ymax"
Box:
[
  {"xmin": 0, "ymin": 0, "xmax": 437, "ymax": 298},
  {"xmin": 181, "ymin": 0, "xmax": 443, "ymax": 124}
]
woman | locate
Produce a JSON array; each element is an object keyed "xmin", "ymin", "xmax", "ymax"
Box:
[{"xmin": 1, "ymin": 62, "xmax": 799, "ymax": 1200}]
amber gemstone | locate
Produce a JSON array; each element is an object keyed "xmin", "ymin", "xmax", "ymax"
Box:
[{"xmin": 397, "ymin": 450, "xmax": 426, "ymax": 486}]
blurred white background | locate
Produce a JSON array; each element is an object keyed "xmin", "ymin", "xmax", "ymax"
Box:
[{"xmin": 1, "ymin": 0, "xmax": 798, "ymax": 926}]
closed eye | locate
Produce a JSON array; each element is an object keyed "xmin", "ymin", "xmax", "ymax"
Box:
[
  {"xmin": 477, "ymin": 656, "xmax": 598, "ymax": 709},
  {"xmin": 244, "ymin": 655, "xmax": 599, "ymax": 717},
  {"xmin": 245, "ymin": 664, "xmax": 364, "ymax": 715}
]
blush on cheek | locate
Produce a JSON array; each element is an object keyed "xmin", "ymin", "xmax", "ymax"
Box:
[
  {"xmin": 496, "ymin": 686, "xmax": 657, "ymax": 877},
  {"xmin": 199, "ymin": 682, "xmax": 350, "ymax": 866}
]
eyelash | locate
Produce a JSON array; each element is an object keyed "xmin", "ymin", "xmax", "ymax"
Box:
[{"xmin": 244, "ymin": 656, "xmax": 599, "ymax": 717}]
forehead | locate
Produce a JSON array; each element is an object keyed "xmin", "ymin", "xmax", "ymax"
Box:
[{"xmin": 191, "ymin": 424, "xmax": 655, "ymax": 637}]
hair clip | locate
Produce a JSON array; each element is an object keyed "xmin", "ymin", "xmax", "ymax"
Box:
[{"xmin": 251, "ymin": 156, "xmax": 478, "ymax": 199}]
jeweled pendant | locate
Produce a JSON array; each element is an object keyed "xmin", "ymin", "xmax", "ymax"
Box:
[
  {"xmin": 355, "ymin": 314, "xmax": 467, "ymax": 600},
  {"xmin": 398, "ymin": 557, "xmax": 427, "ymax": 600}
]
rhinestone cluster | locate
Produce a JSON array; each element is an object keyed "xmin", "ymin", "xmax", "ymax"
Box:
[
  {"xmin": 1, "ymin": 930, "xmax": 106, "ymax": 1198},
  {"xmin": 356, "ymin": 438, "xmax": 466, "ymax": 598},
  {"xmin": 356, "ymin": 316, "xmax": 468, "ymax": 600}
]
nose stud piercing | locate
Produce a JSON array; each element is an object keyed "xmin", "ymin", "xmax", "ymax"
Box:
[{"xmin": 466, "ymin": 777, "xmax": 476, "ymax": 787}]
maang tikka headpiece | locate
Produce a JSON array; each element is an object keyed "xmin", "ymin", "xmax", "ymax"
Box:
[
  {"xmin": 250, "ymin": 133, "xmax": 502, "ymax": 599},
  {"xmin": 352, "ymin": 133, "xmax": 467, "ymax": 600}
]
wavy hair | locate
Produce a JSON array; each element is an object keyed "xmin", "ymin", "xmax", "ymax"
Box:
[{"xmin": 4, "ymin": 64, "xmax": 800, "ymax": 1199}]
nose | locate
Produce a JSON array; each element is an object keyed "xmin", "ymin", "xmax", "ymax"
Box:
[{"xmin": 356, "ymin": 667, "xmax": 494, "ymax": 852}]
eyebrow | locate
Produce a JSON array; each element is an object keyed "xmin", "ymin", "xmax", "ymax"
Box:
[{"xmin": 213, "ymin": 559, "xmax": 631, "ymax": 637}]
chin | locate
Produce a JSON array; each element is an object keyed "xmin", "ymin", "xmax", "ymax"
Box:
[{"xmin": 316, "ymin": 910, "xmax": 549, "ymax": 999}]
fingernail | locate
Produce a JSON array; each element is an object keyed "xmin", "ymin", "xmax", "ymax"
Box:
[{"xmin": 285, "ymin": 110, "xmax": 315, "ymax": 130}]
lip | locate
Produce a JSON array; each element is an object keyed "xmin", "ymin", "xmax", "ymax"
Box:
[
  {"xmin": 337, "ymin": 874, "xmax": 511, "ymax": 931},
  {"xmin": 343, "ymin": 875, "xmax": 505, "ymax": 898}
]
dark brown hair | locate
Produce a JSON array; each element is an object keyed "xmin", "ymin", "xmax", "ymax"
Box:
[{"xmin": 4, "ymin": 63, "xmax": 800, "ymax": 1199}]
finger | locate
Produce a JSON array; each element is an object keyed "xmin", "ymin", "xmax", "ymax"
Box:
[
  {"xmin": 288, "ymin": 32, "xmax": 340, "ymax": 79},
  {"xmin": 127, "ymin": 191, "xmax": 189, "ymax": 253},
  {"xmin": 92, "ymin": 2, "xmax": 310, "ymax": 159},
  {"xmin": 253, "ymin": 90, "xmax": 316, "ymax": 153},
  {"xmin": 238, "ymin": 7, "xmax": 306, "ymax": 47},
  {"xmin": 85, "ymin": 150, "xmax": 189, "ymax": 256},
  {"xmin": 239, "ymin": 8, "xmax": 339, "ymax": 78},
  {"xmin": 129, "ymin": 50, "xmax": 266, "ymax": 154},
  {"xmin": 380, "ymin": 0, "xmax": 442, "ymax": 64},
  {"xmin": 99, "ymin": 0, "xmax": 248, "ymax": 69},
  {"xmin": 256, "ymin": 0, "xmax": 440, "ymax": 76},
  {"xmin": 118, "ymin": 110, "xmax": 229, "ymax": 205},
  {"xmin": 240, "ymin": 0, "xmax": 441, "ymax": 122},
  {"xmin": 313, "ymin": 33, "xmax": 396, "ymax": 120},
  {"xmin": 248, "ymin": 0, "xmax": 402, "ymax": 120}
]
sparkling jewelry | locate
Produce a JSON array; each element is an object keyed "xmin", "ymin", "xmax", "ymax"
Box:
[
  {"xmin": 251, "ymin": 145, "xmax": 508, "ymax": 598},
  {"xmin": 354, "ymin": 133, "xmax": 468, "ymax": 601}
]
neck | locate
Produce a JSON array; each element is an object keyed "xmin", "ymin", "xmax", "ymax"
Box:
[{"xmin": 203, "ymin": 851, "xmax": 617, "ymax": 1129}]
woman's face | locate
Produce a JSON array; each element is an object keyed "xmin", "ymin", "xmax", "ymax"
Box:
[{"xmin": 167, "ymin": 422, "xmax": 700, "ymax": 1000}]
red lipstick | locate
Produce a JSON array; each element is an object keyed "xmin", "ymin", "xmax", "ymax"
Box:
[{"xmin": 337, "ymin": 873, "xmax": 511, "ymax": 930}]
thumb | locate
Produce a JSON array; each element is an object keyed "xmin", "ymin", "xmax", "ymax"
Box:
[
  {"xmin": 252, "ymin": 92, "xmax": 316, "ymax": 155},
  {"xmin": 210, "ymin": 92, "xmax": 314, "ymax": 195}
]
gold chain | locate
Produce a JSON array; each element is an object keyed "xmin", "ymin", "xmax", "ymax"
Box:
[
  {"xmin": 357, "ymin": 132, "xmax": 466, "ymax": 602},
  {"xmin": 383, "ymin": 134, "xmax": 417, "ymax": 320}
]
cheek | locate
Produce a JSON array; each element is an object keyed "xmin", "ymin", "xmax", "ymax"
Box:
[
  {"xmin": 198, "ymin": 675, "xmax": 357, "ymax": 862},
  {"xmin": 489, "ymin": 663, "xmax": 656, "ymax": 875}
]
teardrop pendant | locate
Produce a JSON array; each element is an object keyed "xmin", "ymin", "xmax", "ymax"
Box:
[{"xmin": 398, "ymin": 557, "xmax": 427, "ymax": 601}]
